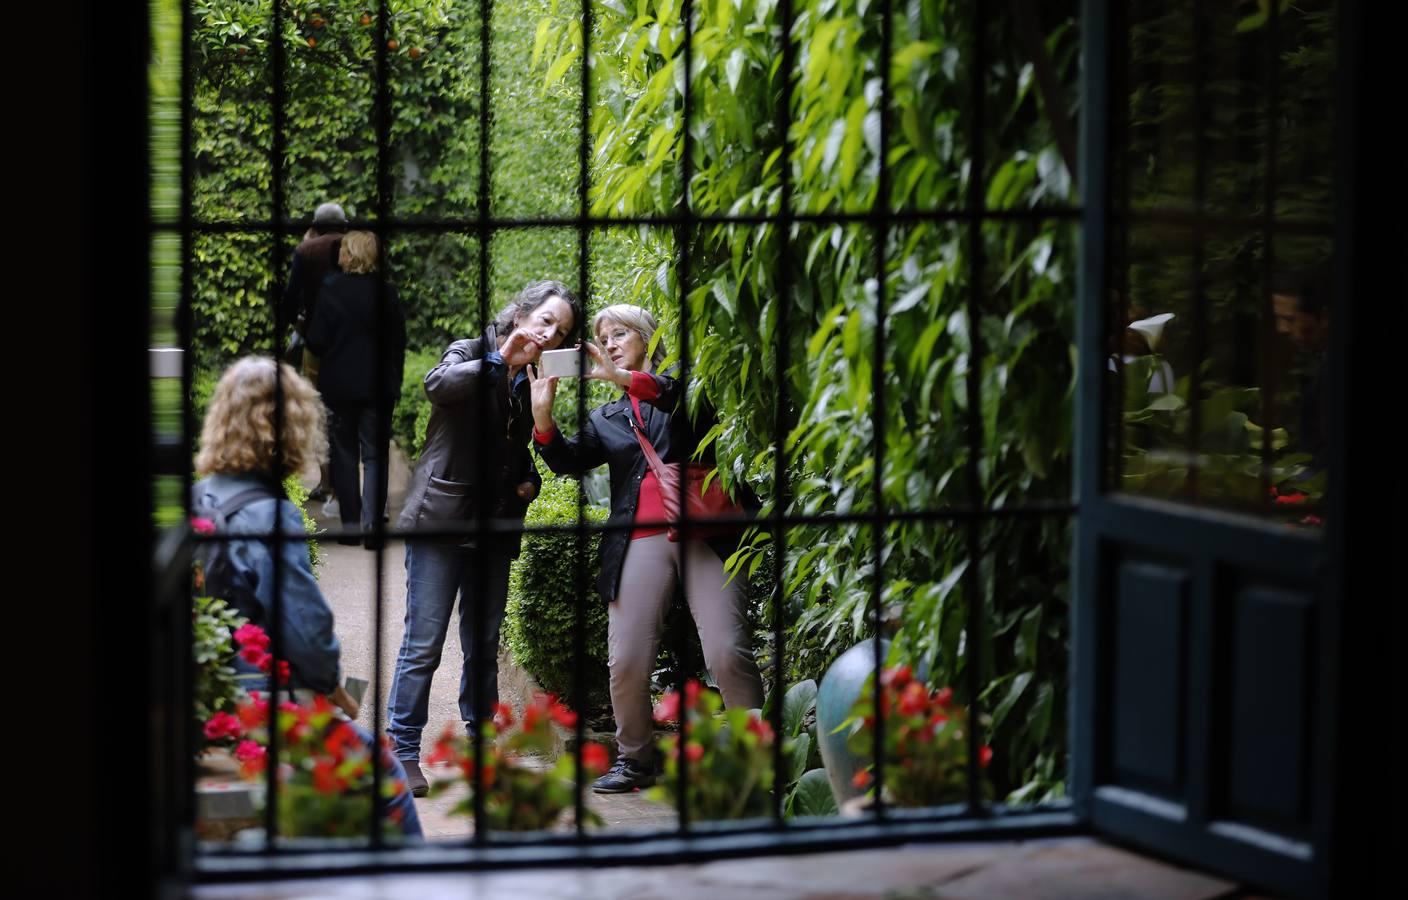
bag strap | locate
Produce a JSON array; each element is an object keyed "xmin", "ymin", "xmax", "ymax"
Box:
[
  {"xmin": 221, "ymin": 486, "xmax": 282, "ymax": 519},
  {"xmin": 193, "ymin": 478, "xmax": 284, "ymax": 522},
  {"xmin": 626, "ymin": 413, "xmax": 671, "ymax": 483}
]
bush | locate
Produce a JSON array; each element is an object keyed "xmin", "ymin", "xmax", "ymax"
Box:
[
  {"xmin": 503, "ymin": 475, "xmax": 611, "ymax": 713},
  {"xmin": 393, "ymin": 348, "xmax": 442, "ymax": 464}
]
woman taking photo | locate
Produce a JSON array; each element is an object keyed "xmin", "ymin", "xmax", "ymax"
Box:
[{"xmin": 529, "ymin": 304, "xmax": 764, "ymax": 793}]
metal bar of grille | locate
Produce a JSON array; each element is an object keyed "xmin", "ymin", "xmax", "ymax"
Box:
[
  {"xmin": 572, "ymin": 0, "xmax": 594, "ymax": 841},
  {"xmin": 1258, "ymin": 1, "xmax": 1282, "ymax": 510},
  {"xmin": 676, "ymin": 0, "xmax": 697, "ymax": 835},
  {"xmin": 471, "ymin": 0, "xmax": 494, "ymax": 845},
  {"xmin": 369, "ymin": 0, "xmax": 393, "ymax": 848},
  {"xmin": 171, "ymin": 0, "xmax": 1098, "ymax": 871},
  {"xmin": 869, "ymin": 0, "xmax": 897, "ymax": 822},
  {"xmin": 1188, "ymin": 0, "xmax": 1208, "ymax": 504},
  {"xmin": 961, "ymin": 0, "xmax": 989, "ymax": 817},
  {"xmin": 184, "ymin": 501, "xmax": 1078, "ymax": 548},
  {"xmin": 769, "ymin": 0, "xmax": 798, "ymax": 827},
  {"xmin": 264, "ymin": 0, "xmax": 288, "ymax": 848},
  {"xmin": 178, "ymin": 0, "xmax": 198, "ymax": 848},
  {"xmin": 156, "ymin": 207, "xmax": 1087, "ymax": 233}
]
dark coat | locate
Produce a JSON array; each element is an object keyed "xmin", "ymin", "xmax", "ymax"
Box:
[
  {"xmin": 536, "ymin": 370, "xmax": 755, "ymax": 603},
  {"xmin": 304, "ymin": 272, "xmax": 406, "ymax": 406},
  {"xmin": 397, "ymin": 326, "xmax": 542, "ymax": 556},
  {"xmin": 281, "ymin": 232, "xmax": 343, "ymax": 327}
]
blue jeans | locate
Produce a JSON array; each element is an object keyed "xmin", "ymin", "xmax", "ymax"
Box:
[
  {"xmin": 351, "ymin": 722, "xmax": 424, "ymax": 838},
  {"xmin": 386, "ymin": 542, "xmax": 512, "ymax": 760}
]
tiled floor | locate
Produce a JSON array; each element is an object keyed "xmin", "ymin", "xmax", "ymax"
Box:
[{"xmin": 189, "ymin": 836, "xmax": 1263, "ymax": 899}]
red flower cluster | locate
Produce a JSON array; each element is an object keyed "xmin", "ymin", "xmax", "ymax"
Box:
[
  {"xmin": 650, "ymin": 680, "xmax": 776, "ymax": 820},
  {"xmin": 845, "ymin": 665, "xmax": 992, "ymax": 807},
  {"xmin": 228, "ymin": 693, "xmax": 409, "ymax": 837},
  {"xmin": 203, "ymin": 711, "xmax": 242, "ymax": 741},
  {"xmin": 425, "ymin": 694, "xmax": 609, "ymax": 831}
]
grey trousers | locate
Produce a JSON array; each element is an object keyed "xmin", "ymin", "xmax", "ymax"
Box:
[{"xmin": 608, "ymin": 534, "xmax": 765, "ymax": 764}]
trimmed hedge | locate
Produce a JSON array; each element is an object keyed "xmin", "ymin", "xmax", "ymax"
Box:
[{"xmin": 503, "ymin": 474, "xmax": 611, "ymax": 712}]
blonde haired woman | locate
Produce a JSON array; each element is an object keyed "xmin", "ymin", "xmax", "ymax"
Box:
[
  {"xmin": 528, "ymin": 304, "xmax": 764, "ymax": 793},
  {"xmin": 193, "ymin": 356, "xmax": 422, "ymax": 837},
  {"xmin": 305, "ymin": 230, "xmax": 406, "ymax": 546}
]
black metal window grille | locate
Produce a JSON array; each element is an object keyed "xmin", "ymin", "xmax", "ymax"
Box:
[{"xmin": 153, "ymin": 0, "xmax": 1115, "ymax": 879}]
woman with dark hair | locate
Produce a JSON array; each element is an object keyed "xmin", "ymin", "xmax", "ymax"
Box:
[
  {"xmin": 305, "ymin": 230, "xmax": 407, "ymax": 546},
  {"xmin": 528, "ymin": 304, "xmax": 764, "ymax": 793},
  {"xmin": 386, "ymin": 280, "xmax": 583, "ymax": 796}
]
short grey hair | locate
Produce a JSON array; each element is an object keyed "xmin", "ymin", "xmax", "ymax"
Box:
[
  {"xmin": 313, "ymin": 202, "xmax": 348, "ymax": 226},
  {"xmin": 493, "ymin": 280, "xmax": 584, "ymax": 335},
  {"xmin": 593, "ymin": 304, "xmax": 666, "ymax": 368}
]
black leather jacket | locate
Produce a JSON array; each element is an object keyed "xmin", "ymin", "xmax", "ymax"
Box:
[
  {"xmin": 397, "ymin": 326, "xmax": 541, "ymax": 554},
  {"xmin": 536, "ymin": 370, "xmax": 755, "ymax": 602}
]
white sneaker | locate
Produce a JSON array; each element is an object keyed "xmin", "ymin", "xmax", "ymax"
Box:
[{"xmin": 322, "ymin": 498, "xmax": 340, "ymax": 518}]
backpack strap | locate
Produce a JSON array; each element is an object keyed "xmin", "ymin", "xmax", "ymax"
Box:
[
  {"xmin": 191, "ymin": 477, "xmax": 284, "ymax": 521},
  {"xmin": 219, "ymin": 485, "xmax": 282, "ymax": 519}
]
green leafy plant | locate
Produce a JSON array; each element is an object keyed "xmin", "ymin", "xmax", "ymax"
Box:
[
  {"xmin": 760, "ymin": 677, "xmax": 836, "ymax": 817},
  {"xmin": 232, "ymin": 693, "xmax": 413, "ymax": 838},
  {"xmin": 648, "ymin": 679, "xmax": 775, "ymax": 820},
  {"xmin": 841, "ymin": 665, "xmax": 992, "ymax": 807},
  {"xmin": 192, "ymin": 594, "xmax": 253, "ymax": 751},
  {"xmin": 541, "ymin": 0, "xmax": 1081, "ymax": 805},
  {"xmin": 503, "ymin": 475, "xmax": 612, "ymax": 710},
  {"xmin": 426, "ymin": 694, "xmax": 609, "ymax": 830}
]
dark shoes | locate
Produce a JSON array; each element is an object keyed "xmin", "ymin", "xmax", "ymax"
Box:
[
  {"xmin": 308, "ymin": 484, "xmax": 331, "ymax": 502},
  {"xmin": 401, "ymin": 758, "xmax": 429, "ymax": 797},
  {"xmin": 591, "ymin": 756, "xmax": 656, "ymax": 793}
]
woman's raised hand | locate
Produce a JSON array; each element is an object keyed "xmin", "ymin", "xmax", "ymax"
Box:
[
  {"xmin": 525, "ymin": 363, "xmax": 558, "ymax": 433},
  {"xmin": 583, "ymin": 341, "xmax": 631, "ymax": 388}
]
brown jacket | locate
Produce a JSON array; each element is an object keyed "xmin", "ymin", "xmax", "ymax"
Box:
[{"xmin": 281, "ymin": 232, "xmax": 343, "ymax": 328}]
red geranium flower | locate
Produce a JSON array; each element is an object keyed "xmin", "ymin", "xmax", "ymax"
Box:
[
  {"xmin": 492, "ymin": 702, "xmax": 515, "ymax": 729},
  {"xmin": 234, "ymin": 740, "xmax": 266, "ymax": 776},
  {"xmin": 653, "ymin": 691, "xmax": 680, "ymax": 723},
  {"xmin": 746, "ymin": 715, "xmax": 774, "ymax": 743},
  {"xmin": 232, "ymin": 623, "xmax": 269, "ymax": 650},
  {"xmin": 549, "ymin": 700, "xmax": 578, "ymax": 729},
  {"xmin": 237, "ymin": 695, "xmax": 268, "ymax": 730},
  {"xmin": 312, "ymin": 759, "xmax": 345, "ymax": 794},
  {"xmin": 882, "ymin": 665, "xmax": 913, "ymax": 688},
  {"xmin": 684, "ymin": 679, "xmax": 702, "ymax": 708},
  {"xmin": 203, "ymin": 711, "xmax": 243, "ymax": 741},
  {"xmin": 324, "ymin": 723, "xmax": 360, "ymax": 759},
  {"xmin": 581, "ymin": 742, "xmax": 609, "ymax": 775},
  {"xmin": 852, "ymin": 768, "xmax": 872, "ymax": 788},
  {"xmin": 684, "ymin": 742, "xmax": 705, "ymax": 763},
  {"xmin": 898, "ymin": 681, "xmax": 929, "ymax": 717},
  {"xmin": 979, "ymin": 745, "xmax": 994, "ymax": 769},
  {"xmin": 239, "ymin": 644, "xmax": 266, "ymax": 666},
  {"xmin": 191, "ymin": 517, "xmax": 217, "ymax": 536}
]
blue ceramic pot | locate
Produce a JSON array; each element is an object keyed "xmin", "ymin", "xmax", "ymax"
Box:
[{"xmin": 814, "ymin": 639, "xmax": 890, "ymax": 807}]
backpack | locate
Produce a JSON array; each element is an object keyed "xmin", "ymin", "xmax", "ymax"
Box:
[{"xmin": 190, "ymin": 478, "xmax": 283, "ymax": 627}]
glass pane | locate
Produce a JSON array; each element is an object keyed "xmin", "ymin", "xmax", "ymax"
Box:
[
  {"xmin": 976, "ymin": 220, "xmax": 1077, "ymax": 505},
  {"xmin": 983, "ymin": 0, "xmax": 1080, "ymax": 211},
  {"xmin": 881, "ymin": 222, "xmax": 973, "ymax": 514},
  {"xmin": 493, "ymin": 0, "xmax": 580, "ymax": 219},
  {"xmin": 1111, "ymin": 0, "xmax": 1336, "ymax": 527}
]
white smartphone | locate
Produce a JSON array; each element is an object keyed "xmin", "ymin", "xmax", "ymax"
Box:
[{"xmin": 538, "ymin": 347, "xmax": 588, "ymax": 378}]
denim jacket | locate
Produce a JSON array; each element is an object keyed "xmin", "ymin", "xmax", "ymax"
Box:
[{"xmin": 196, "ymin": 473, "xmax": 342, "ymax": 694}]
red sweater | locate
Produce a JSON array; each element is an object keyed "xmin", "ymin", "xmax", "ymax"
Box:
[{"xmin": 534, "ymin": 371, "xmax": 667, "ymax": 540}]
